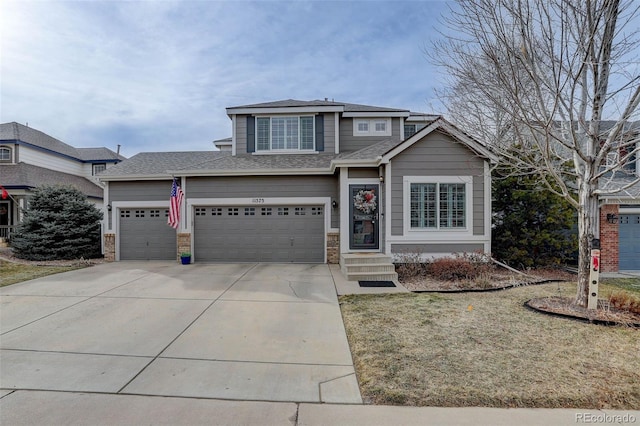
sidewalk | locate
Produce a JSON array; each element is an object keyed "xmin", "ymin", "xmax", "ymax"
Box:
[{"xmin": 1, "ymin": 390, "xmax": 638, "ymax": 426}]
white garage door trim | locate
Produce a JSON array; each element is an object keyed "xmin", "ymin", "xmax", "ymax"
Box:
[
  {"xmin": 112, "ymin": 201, "xmax": 171, "ymax": 261},
  {"xmin": 187, "ymin": 197, "xmax": 333, "ymax": 263}
]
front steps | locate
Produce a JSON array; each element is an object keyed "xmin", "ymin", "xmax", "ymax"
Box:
[{"xmin": 340, "ymin": 253, "xmax": 399, "ymax": 282}]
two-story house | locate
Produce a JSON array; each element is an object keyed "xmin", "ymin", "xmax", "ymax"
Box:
[
  {"xmin": 0, "ymin": 122, "xmax": 124, "ymax": 242},
  {"xmin": 99, "ymin": 99, "xmax": 496, "ymax": 279}
]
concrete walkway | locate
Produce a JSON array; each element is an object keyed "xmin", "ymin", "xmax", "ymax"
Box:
[{"xmin": 2, "ymin": 262, "xmax": 638, "ymax": 425}]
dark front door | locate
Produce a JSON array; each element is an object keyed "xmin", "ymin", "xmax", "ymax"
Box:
[{"xmin": 350, "ymin": 184, "xmax": 379, "ymax": 250}]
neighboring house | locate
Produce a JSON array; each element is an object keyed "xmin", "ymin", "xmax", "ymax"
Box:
[
  {"xmin": 0, "ymin": 122, "xmax": 125, "ymax": 242},
  {"xmin": 597, "ymin": 122, "xmax": 640, "ymax": 272},
  {"xmin": 99, "ymin": 99, "xmax": 496, "ymax": 279}
]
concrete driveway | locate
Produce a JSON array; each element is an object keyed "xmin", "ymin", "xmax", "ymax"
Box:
[{"xmin": 0, "ymin": 262, "xmax": 361, "ymax": 404}]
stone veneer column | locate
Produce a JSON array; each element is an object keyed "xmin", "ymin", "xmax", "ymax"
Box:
[
  {"xmin": 104, "ymin": 234, "xmax": 115, "ymax": 262},
  {"xmin": 599, "ymin": 204, "xmax": 619, "ymax": 273},
  {"xmin": 177, "ymin": 233, "xmax": 191, "ymax": 262},
  {"xmin": 327, "ymin": 232, "xmax": 340, "ymax": 264}
]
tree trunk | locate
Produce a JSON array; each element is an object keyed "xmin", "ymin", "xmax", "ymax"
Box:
[{"xmin": 575, "ymin": 186, "xmax": 599, "ymax": 308}]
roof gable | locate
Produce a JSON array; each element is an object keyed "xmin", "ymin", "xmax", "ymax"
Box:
[{"xmin": 381, "ymin": 118, "xmax": 497, "ymax": 163}]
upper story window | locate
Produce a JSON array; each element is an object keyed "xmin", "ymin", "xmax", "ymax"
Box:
[
  {"xmin": 404, "ymin": 124, "xmax": 417, "ymax": 139},
  {"xmin": 256, "ymin": 116, "xmax": 315, "ymax": 151},
  {"xmin": 353, "ymin": 118, "xmax": 392, "ymax": 137},
  {"xmin": 0, "ymin": 146, "xmax": 13, "ymax": 163},
  {"xmin": 92, "ymin": 163, "xmax": 107, "ymax": 175}
]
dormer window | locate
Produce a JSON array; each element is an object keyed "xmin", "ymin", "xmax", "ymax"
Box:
[
  {"xmin": 256, "ymin": 116, "xmax": 315, "ymax": 151},
  {"xmin": 0, "ymin": 146, "xmax": 12, "ymax": 163},
  {"xmin": 353, "ymin": 118, "xmax": 392, "ymax": 137},
  {"xmin": 92, "ymin": 163, "xmax": 107, "ymax": 175}
]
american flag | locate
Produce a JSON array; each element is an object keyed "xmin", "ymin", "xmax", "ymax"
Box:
[{"xmin": 168, "ymin": 178, "xmax": 184, "ymax": 229}]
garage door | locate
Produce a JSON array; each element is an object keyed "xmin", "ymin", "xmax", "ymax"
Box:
[
  {"xmin": 619, "ymin": 214, "xmax": 640, "ymax": 270},
  {"xmin": 119, "ymin": 209, "xmax": 176, "ymax": 260},
  {"xmin": 194, "ymin": 206, "xmax": 325, "ymax": 262}
]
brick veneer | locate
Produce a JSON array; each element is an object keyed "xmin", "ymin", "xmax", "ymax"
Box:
[
  {"xmin": 177, "ymin": 233, "xmax": 191, "ymax": 262},
  {"xmin": 599, "ymin": 204, "xmax": 619, "ymax": 273},
  {"xmin": 103, "ymin": 234, "xmax": 115, "ymax": 262},
  {"xmin": 327, "ymin": 232, "xmax": 340, "ymax": 264}
]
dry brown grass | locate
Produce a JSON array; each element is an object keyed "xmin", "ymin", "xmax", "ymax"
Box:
[
  {"xmin": 0, "ymin": 260, "xmax": 84, "ymax": 287},
  {"xmin": 339, "ymin": 281, "xmax": 640, "ymax": 408}
]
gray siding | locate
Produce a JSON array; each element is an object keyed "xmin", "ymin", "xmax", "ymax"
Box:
[
  {"xmin": 234, "ymin": 113, "xmax": 333, "ymax": 154},
  {"xmin": 187, "ymin": 175, "xmax": 340, "ymax": 228},
  {"xmin": 323, "ymin": 113, "xmax": 335, "ymax": 153},
  {"xmin": 339, "ymin": 117, "xmax": 401, "ymax": 152},
  {"xmin": 348, "ymin": 168, "xmax": 379, "ymax": 178},
  {"xmin": 391, "ymin": 243, "xmax": 485, "ymax": 254},
  {"xmin": 235, "ymin": 116, "xmax": 247, "ymax": 154},
  {"xmin": 109, "ymin": 180, "xmax": 172, "ymax": 202},
  {"xmin": 390, "ymin": 131, "xmax": 486, "ymax": 236}
]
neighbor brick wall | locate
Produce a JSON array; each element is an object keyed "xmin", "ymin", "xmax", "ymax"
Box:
[
  {"xmin": 104, "ymin": 234, "xmax": 115, "ymax": 262},
  {"xmin": 327, "ymin": 232, "xmax": 340, "ymax": 264},
  {"xmin": 599, "ymin": 204, "xmax": 619, "ymax": 273},
  {"xmin": 177, "ymin": 233, "xmax": 191, "ymax": 262}
]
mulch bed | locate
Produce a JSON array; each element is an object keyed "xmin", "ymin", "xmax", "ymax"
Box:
[
  {"xmin": 526, "ymin": 297, "xmax": 640, "ymax": 328},
  {"xmin": 0, "ymin": 247, "xmax": 103, "ymax": 267},
  {"xmin": 399, "ymin": 266, "xmax": 640, "ymax": 327},
  {"xmin": 399, "ymin": 267, "xmax": 574, "ymax": 293}
]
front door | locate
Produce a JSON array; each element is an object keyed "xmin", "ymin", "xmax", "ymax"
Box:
[{"xmin": 350, "ymin": 184, "xmax": 379, "ymax": 250}]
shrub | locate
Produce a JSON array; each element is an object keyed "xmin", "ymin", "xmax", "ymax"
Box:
[
  {"xmin": 609, "ymin": 291, "xmax": 640, "ymax": 315},
  {"xmin": 11, "ymin": 185, "xmax": 103, "ymax": 261},
  {"xmin": 427, "ymin": 252, "xmax": 493, "ymax": 281},
  {"xmin": 394, "ymin": 251, "xmax": 428, "ymax": 279}
]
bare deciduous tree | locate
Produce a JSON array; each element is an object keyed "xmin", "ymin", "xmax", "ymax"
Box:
[{"xmin": 432, "ymin": 0, "xmax": 640, "ymax": 307}]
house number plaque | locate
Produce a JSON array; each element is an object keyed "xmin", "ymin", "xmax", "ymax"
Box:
[{"xmin": 251, "ymin": 198, "xmax": 265, "ymax": 204}]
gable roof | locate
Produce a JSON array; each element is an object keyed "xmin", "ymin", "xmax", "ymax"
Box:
[
  {"xmin": 0, "ymin": 122, "xmax": 125, "ymax": 162},
  {"xmin": 1, "ymin": 163, "xmax": 104, "ymax": 198},
  {"xmin": 381, "ymin": 117, "xmax": 498, "ymax": 164}
]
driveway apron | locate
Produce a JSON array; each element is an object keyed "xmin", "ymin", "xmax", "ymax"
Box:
[{"xmin": 0, "ymin": 262, "xmax": 361, "ymax": 404}]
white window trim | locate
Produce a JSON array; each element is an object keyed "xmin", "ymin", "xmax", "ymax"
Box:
[
  {"xmin": 353, "ymin": 118, "xmax": 392, "ymax": 137},
  {"xmin": 403, "ymin": 176, "xmax": 473, "ymax": 236},
  {"xmin": 255, "ymin": 115, "xmax": 316, "ymax": 152},
  {"xmin": 0, "ymin": 145, "xmax": 14, "ymax": 163}
]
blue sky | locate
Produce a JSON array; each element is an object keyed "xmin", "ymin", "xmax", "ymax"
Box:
[{"xmin": 1, "ymin": 0, "xmax": 451, "ymax": 158}]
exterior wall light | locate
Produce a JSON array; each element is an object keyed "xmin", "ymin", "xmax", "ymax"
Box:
[{"xmin": 606, "ymin": 213, "xmax": 618, "ymax": 224}]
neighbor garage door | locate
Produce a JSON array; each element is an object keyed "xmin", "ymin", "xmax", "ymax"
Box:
[
  {"xmin": 119, "ymin": 208, "xmax": 176, "ymax": 260},
  {"xmin": 619, "ymin": 214, "xmax": 640, "ymax": 270},
  {"xmin": 194, "ymin": 205, "xmax": 324, "ymax": 262}
]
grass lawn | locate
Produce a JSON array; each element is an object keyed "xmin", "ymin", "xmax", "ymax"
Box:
[
  {"xmin": 0, "ymin": 260, "xmax": 85, "ymax": 287},
  {"xmin": 339, "ymin": 279, "xmax": 640, "ymax": 409}
]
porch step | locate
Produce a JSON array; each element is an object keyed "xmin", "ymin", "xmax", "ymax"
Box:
[
  {"xmin": 340, "ymin": 253, "xmax": 393, "ymax": 265},
  {"xmin": 340, "ymin": 253, "xmax": 398, "ymax": 282}
]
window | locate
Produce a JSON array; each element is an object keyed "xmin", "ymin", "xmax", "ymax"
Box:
[
  {"xmin": 404, "ymin": 124, "xmax": 417, "ymax": 138},
  {"xmin": 0, "ymin": 146, "xmax": 12, "ymax": 162},
  {"xmin": 256, "ymin": 116, "xmax": 315, "ymax": 151},
  {"xmin": 244, "ymin": 207, "xmax": 255, "ymax": 216},
  {"xmin": 406, "ymin": 178, "xmax": 471, "ymax": 231},
  {"xmin": 92, "ymin": 163, "xmax": 106, "ymax": 175},
  {"xmin": 374, "ymin": 121, "xmax": 387, "ymax": 132},
  {"xmin": 353, "ymin": 118, "xmax": 392, "ymax": 137}
]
